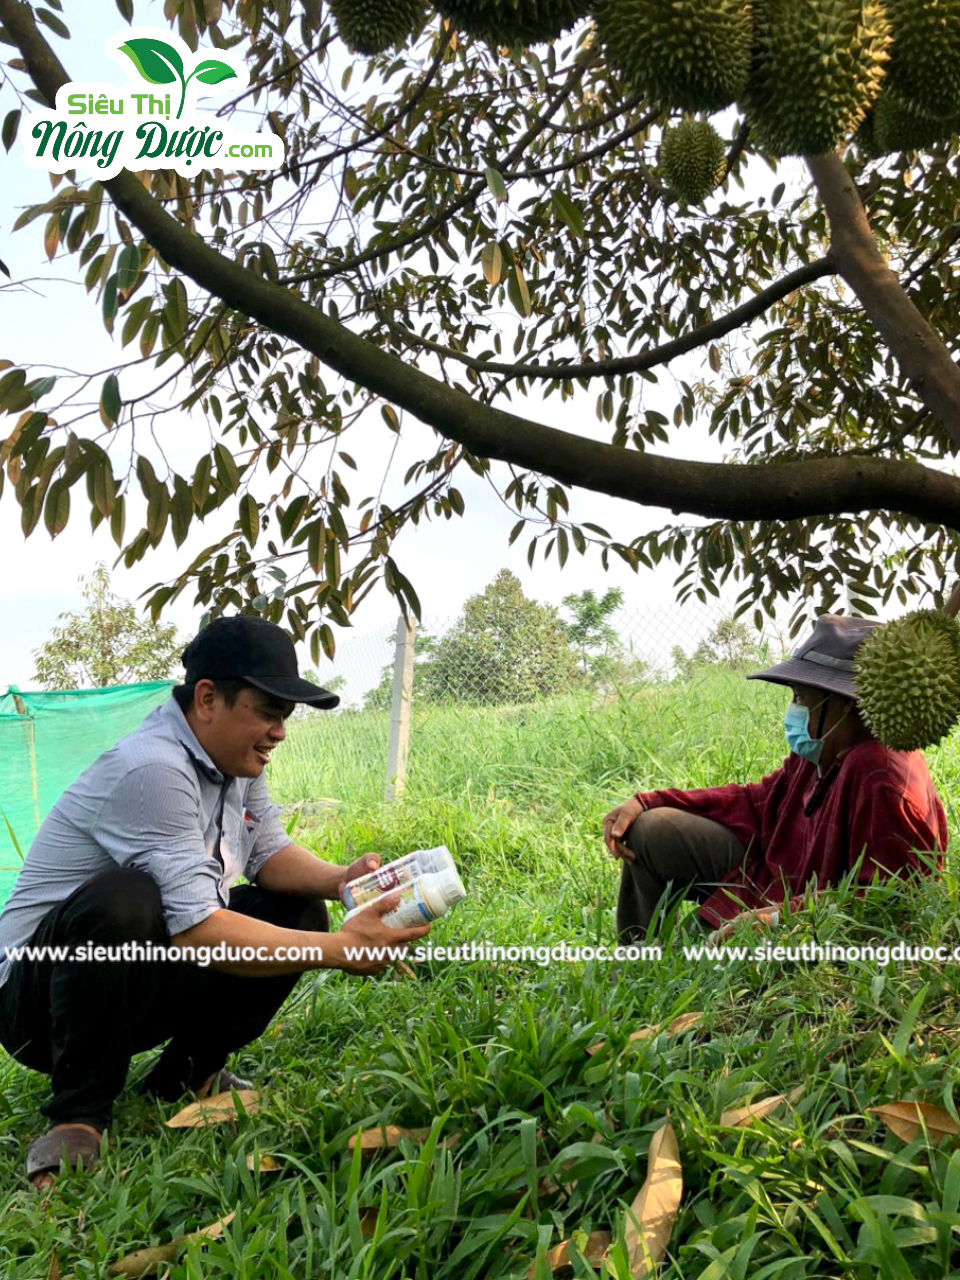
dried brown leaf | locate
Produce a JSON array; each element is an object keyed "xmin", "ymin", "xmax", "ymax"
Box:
[
  {"xmin": 586, "ymin": 1013, "xmax": 704, "ymax": 1057},
  {"xmin": 720, "ymin": 1086, "xmax": 803, "ymax": 1128},
  {"xmin": 869, "ymin": 1100, "xmax": 960, "ymax": 1144},
  {"xmin": 624, "ymin": 1121, "xmax": 683, "ymax": 1279},
  {"xmin": 165, "ymin": 1089, "xmax": 260, "ymax": 1128},
  {"xmin": 109, "ymin": 1212, "xmax": 236, "ymax": 1277},
  {"xmin": 347, "ymin": 1124, "xmax": 460, "ymax": 1153},
  {"xmin": 526, "ymin": 1230, "xmax": 612, "ymax": 1277}
]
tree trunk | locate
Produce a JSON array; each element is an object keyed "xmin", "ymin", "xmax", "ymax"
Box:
[{"xmin": 806, "ymin": 151, "xmax": 960, "ymax": 451}]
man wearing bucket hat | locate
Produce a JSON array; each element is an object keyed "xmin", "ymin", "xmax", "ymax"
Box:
[
  {"xmin": 604, "ymin": 614, "xmax": 947, "ymax": 943},
  {"xmin": 0, "ymin": 616, "xmax": 431, "ymax": 1191}
]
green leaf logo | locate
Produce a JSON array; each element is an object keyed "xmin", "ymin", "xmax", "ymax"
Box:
[
  {"xmin": 117, "ymin": 37, "xmax": 184, "ymax": 86},
  {"xmin": 117, "ymin": 40, "xmax": 236, "ymax": 119},
  {"xmin": 193, "ymin": 59, "xmax": 238, "ymax": 87}
]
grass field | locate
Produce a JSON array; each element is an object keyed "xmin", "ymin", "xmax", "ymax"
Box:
[{"xmin": 3, "ymin": 669, "xmax": 960, "ymax": 1277}]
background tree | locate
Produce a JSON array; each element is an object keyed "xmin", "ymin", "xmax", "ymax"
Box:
[
  {"xmin": 414, "ymin": 570, "xmax": 580, "ymax": 704},
  {"xmin": 32, "ymin": 563, "xmax": 184, "ymax": 689},
  {"xmin": 2, "ymin": 1, "xmax": 960, "ymax": 657},
  {"xmin": 362, "ymin": 632, "xmax": 438, "ymax": 712},
  {"xmin": 560, "ymin": 586, "xmax": 647, "ymax": 689},
  {"xmin": 672, "ymin": 615, "xmax": 767, "ymax": 682},
  {"xmin": 561, "ymin": 588, "xmax": 624, "ymax": 676}
]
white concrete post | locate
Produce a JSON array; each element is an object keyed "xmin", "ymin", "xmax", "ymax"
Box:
[{"xmin": 385, "ymin": 614, "xmax": 416, "ymax": 801}]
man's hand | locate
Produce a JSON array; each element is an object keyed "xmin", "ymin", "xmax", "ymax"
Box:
[
  {"xmin": 706, "ymin": 906, "xmax": 780, "ymax": 945},
  {"xmin": 603, "ymin": 797, "xmax": 645, "ymax": 861},
  {"xmin": 335, "ymin": 853, "xmax": 381, "ymax": 902},
  {"xmin": 334, "ymin": 893, "xmax": 431, "ymax": 975}
]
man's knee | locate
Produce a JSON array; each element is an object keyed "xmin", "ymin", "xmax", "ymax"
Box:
[
  {"xmin": 65, "ymin": 867, "xmax": 166, "ymax": 944},
  {"xmin": 625, "ymin": 807, "xmax": 679, "ymax": 864},
  {"xmin": 296, "ymin": 899, "xmax": 329, "ymax": 934}
]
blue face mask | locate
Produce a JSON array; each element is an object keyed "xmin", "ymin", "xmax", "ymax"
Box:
[{"xmin": 784, "ymin": 701, "xmax": 827, "ymax": 763}]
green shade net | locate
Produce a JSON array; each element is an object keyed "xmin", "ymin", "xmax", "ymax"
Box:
[{"xmin": 0, "ymin": 682, "xmax": 174, "ymax": 905}]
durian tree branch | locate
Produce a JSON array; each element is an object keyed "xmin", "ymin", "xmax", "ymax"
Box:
[
  {"xmin": 381, "ymin": 256, "xmax": 835, "ymax": 381},
  {"xmin": 5, "ymin": 2, "xmax": 960, "ymax": 536},
  {"xmin": 339, "ymin": 104, "xmax": 661, "ymax": 185},
  {"xmin": 806, "ymin": 150, "xmax": 960, "ymax": 453},
  {"xmin": 281, "ymin": 46, "xmax": 598, "ymax": 287},
  {"xmin": 269, "ymin": 24, "xmax": 455, "ymax": 191}
]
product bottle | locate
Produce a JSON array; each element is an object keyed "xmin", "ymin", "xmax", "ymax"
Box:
[
  {"xmin": 342, "ymin": 851, "xmax": 466, "ymax": 929},
  {"xmin": 341, "ymin": 845, "xmax": 456, "ymax": 912}
]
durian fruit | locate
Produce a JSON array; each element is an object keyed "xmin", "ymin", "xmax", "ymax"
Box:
[
  {"xmin": 434, "ymin": 0, "xmax": 589, "ymax": 45},
  {"xmin": 855, "ymin": 608, "xmax": 960, "ymax": 750},
  {"xmin": 659, "ymin": 119, "xmax": 727, "ymax": 203},
  {"xmin": 869, "ymin": 87, "xmax": 960, "ymax": 151},
  {"xmin": 327, "ymin": 0, "xmax": 424, "ymax": 54},
  {"xmin": 742, "ymin": 0, "xmax": 891, "ymax": 156},
  {"xmin": 884, "ymin": 0, "xmax": 960, "ymax": 118},
  {"xmin": 593, "ymin": 0, "xmax": 753, "ymax": 112}
]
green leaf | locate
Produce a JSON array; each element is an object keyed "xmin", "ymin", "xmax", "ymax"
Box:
[
  {"xmin": 551, "ymin": 190, "xmax": 584, "ymax": 237},
  {"xmin": 307, "ymin": 520, "xmax": 325, "ymax": 573},
  {"xmin": 163, "ymin": 278, "xmax": 188, "ymax": 342},
  {"xmin": 0, "ymin": 368, "xmax": 25, "ymax": 409},
  {"xmin": 214, "ymin": 442, "xmax": 240, "ymax": 493},
  {"xmin": 110, "ymin": 494, "xmax": 126, "ymax": 546},
  {"xmin": 0, "ymin": 807, "xmax": 23, "ymax": 860},
  {"xmin": 381, "ymin": 405, "xmax": 400, "ymax": 433},
  {"xmin": 36, "ymin": 8, "xmax": 70, "ymax": 39},
  {"xmin": 99, "ymin": 373, "xmax": 121, "ymax": 426},
  {"xmin": 117, "ymin": 38, "xmax": 184, "ymax": 85},
  {"xmin": 170, "ymin": 479, "xmax": 191, "ymax": 547},
  {"xmin": 115, "ymin": 0, "xmax": 134, "ymax": 19},
  {"xmin": 116, "ymin": 243, "xmax": 140, "ymax": 293},
  {"xmin": 484, "ymin": 167, "xmax": 507, "ymax": 203},
  {"xmin": 507, "ymin": 264, "xmax": 532, "ymax": 318},
  {"xmin": 25, "ymin": 375, "xmax": 56, "ymax": 404},
  {"xmin": 146, "ymin": 483, "xmax": 170, "ymax": 543},
  {"xmin": 239, "ymin": 492, "xmax": 259, "ymax": 546},
  {"xmin": 2, "ymin": 109, "xmax": 20, "ymax": 152},
  {"xmin": 43, "ymin": 481, "xmax": 69, "ymax": 537},
  {"xmin": 343, "ymin": 167, "xmax": 361, "ymax": 203},
  {"xmin": 481, "ymin": 243, "xmax": 503, "ymax": 286},
  {"xmin": 102, "ymin": 272, "xmax": 119, "ymax": 330},
  {"xmin": 193, "ymin": 59, "xmax": 237, "ymax": 86}
]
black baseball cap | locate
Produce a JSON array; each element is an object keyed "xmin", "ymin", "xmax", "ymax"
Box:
[{"xmin": 181, "ymin": 616, "xmax": 340, "ymax": 709}]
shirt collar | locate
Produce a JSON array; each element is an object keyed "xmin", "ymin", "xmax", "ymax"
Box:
[{"xmin": 160, "ymin": 697, "xmax": 225, "ymax": 784}]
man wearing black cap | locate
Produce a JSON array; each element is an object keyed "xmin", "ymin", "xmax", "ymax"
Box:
[
  {"xmin": 603, "ymin": 615, "xmax": 947, "ymax": 942},
  {"xmin": 0, "ymin": 616, "xmax": 430, "ymax": 1190}
]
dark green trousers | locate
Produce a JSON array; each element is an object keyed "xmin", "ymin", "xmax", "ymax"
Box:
[{"xmin": 616, "ymin": 807, "xmax": 752, "ymax": 939}]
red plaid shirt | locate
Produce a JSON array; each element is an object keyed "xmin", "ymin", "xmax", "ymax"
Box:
[{"xmin": 637, "ymin": 741, "xmax": 947, "ymax": 929}]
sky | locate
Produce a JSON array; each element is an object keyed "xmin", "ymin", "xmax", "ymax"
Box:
[{"xmin": 0, "ymin": 1, "xmax": 811, "ymax": 695}]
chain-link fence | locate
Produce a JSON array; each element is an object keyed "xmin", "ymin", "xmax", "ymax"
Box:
[{"xmin": 272, "ymin": 599, "xmax": 790, "ymax": 811}]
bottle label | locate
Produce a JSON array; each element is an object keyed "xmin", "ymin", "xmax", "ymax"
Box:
[{"xmin": 342, "ymin": 847, "xmax": 452, "ymax": 911}]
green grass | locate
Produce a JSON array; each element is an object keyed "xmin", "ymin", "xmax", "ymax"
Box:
[{"xmin": 3, "ymin": 670, "xmax": 960, "ymax": 1277}]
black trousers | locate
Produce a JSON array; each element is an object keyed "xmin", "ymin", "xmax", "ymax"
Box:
[
  {"xmin": 0, "ymin": 866, "xmax": 328, "ymax": 1132},
  {"xmin": 616, "ymin": 807, "xmax": 751, "ymax": 940}
]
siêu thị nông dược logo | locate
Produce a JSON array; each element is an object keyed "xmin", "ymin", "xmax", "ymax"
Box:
[{"xmin": 15, "ymin": 27, "xmax": 284, "ymax": 179}]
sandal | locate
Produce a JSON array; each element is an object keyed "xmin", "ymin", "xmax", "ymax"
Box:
[
  {"xmin": 26, "ymin": 1123, "xmax": 101, "ymax": 1189},
  {"xmin": 196, "ymin": 1068, "xmax": 254, "ymax": 1098}
]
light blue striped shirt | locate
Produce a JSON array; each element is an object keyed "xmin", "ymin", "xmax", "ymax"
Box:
[{"xmin": 0, "ymin": 696, "xmax": 292, "ymax": 988}]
